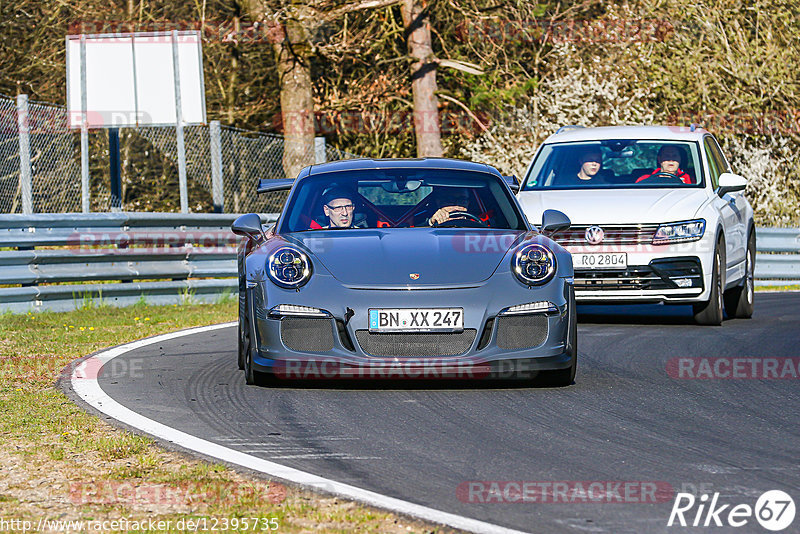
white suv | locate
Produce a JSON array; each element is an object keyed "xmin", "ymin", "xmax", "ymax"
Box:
[{"xmin": 517, "ymin": 126, "xmax": 755, "ymax": 325}]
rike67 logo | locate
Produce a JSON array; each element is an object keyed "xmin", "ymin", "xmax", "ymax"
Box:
[{"xmin": 668, "ymin": 490, "xmax": 795, "ymax": 531}]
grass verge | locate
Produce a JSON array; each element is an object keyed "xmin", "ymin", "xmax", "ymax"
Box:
[
  {"xmin": 0, "ymin": 302, "xmax": 447, "ymax": 533},
  {"xmin": 756, "ymin": 284, "xmax": 800, "ymax": 291}
]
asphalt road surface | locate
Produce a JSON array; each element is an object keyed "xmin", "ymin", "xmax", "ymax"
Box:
[{"xmin": 74, "ymin": 293, "xmax": 800, "ymax": 533}]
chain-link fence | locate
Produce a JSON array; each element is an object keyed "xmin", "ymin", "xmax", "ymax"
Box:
[
  {"xmin": 0, "ymin": 93, "xmax": 360, "ymax": 214},
  {"xmin": 0, "ymin": 96, "xmax": 20, "ymax": 213}
]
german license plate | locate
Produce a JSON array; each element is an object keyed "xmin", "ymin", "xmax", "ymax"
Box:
[
  {"xmin": 572, "ymin": 252, "xmax": 628, "ymax": 269},
  {"xmin": 369, "ymin": 308, "xmax": 464, "ymax": 333}
]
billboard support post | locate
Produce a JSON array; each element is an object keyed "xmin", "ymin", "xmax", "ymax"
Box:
[
  {"xmin": 16, "ymin": 94, "xmax": 33, "ymax": 215},
  {"xmin": 171, "ymin": 30, "xmax": 189, "ymax": 214},
  {"xmin": 80, "ymin": 34, "xmax": 90, "ymax": 213},
  {"xmin": 108, "ymin": 128, "xmax": 122, "ymax": 211},
  {"xmin": 210, "ymin": 120, "xmax": 223, "ymax": 213}
]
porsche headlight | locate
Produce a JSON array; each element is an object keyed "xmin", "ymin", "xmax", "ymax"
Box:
[
  {"xmin": 513, "ymin": 243, "xmax": 557, "ymax": 285},
  {"xmin": 267, "ymin": 246, "xmax": 312, "ymax": 288},
  {"xmin": 652, "ymin": 219, "xmax": 705, "ymax": 245}
]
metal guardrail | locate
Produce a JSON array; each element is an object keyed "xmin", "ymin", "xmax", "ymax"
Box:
[
  {"xmin": 755, "ymin": 227, "xmax": 800, "ymax": 286},
  {"xmin": 0, "ymin": 216, "xmax": 797, "ymax": 313},
  {"xmin": 0, "ymin": 213, "xmax": 278, "ymax": 313}
]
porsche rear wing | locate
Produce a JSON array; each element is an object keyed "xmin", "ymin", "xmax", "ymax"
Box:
[
  {"xmin": 257, "ymin": 178, "xmax": 295, "ymax": 194},
  {"xmin": 259, "ymin": 176, "xmax": 518, "ymax": 193}
]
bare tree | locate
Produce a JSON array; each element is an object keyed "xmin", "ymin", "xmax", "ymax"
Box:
[
  {"xmin": 247, "ymin": 0, "xmax": 403, "ymax": 178},
  {"xmin": 401, "ymin": 0, "xmax": 442, "ymax": 157}
]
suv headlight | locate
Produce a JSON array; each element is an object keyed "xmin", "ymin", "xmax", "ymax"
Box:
[
  {"xmin": 268, "ymin": 246, "xmax": 312, "ymax": 288},
  {"xmin": 513, "ymin": 243, "xmax": 557, "ymax": 285},
  {"xmin": 652, "ymin": 219, "xmax": 706, "ymax": 245}
]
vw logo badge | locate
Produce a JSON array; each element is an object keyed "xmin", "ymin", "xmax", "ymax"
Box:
[
  {"xmin": 585, "ymin": 226, "xmax": 604, "ymax": 245},
  {"xmin": 409, "ymin": 273, "xmax": 420, "ymax": 280}
]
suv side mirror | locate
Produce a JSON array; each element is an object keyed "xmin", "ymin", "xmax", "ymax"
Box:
[
  {"xmin": 717, "ymin": 172, "xmax": 747, "ymax": 197},
  {"xmin": 541, "ymin": 209, "xmax": 571, "ymax": 236},
  {"xmin": 231, "ymin": 213, "xmax": 265, "ymax": 241},
  {"xmin": 503, "ymin": 175, "xmax": 520, "ymax": 192}
]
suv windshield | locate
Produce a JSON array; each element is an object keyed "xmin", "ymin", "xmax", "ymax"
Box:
[
  {"xmin": 279, "ymin": 169, "xmax": 527, "ymax": 233},
  {"xmin": 522, "ymin": 140, "xmax": 704, "ymax": 190}
]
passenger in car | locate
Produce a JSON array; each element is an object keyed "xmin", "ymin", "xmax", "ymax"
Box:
[
  {"xmin": 559, "ymin": 149, "xmax": 607, "ymax": 185},
  {"xmin": 636, "ymin": 145, "xmax": 694, "ymax": 184}
]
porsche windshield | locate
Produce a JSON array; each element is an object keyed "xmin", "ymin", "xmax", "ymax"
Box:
[
  {"xmin": 280, "ymin": 169, "xmax": 526, "ymax": 232},
  {"xmin": 522, "ymin": 140, "xmax": 704, "ymax": 190}
]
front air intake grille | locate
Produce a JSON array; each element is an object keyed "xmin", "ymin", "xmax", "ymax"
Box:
[
  {"xmin": 496, "ymin": 315, "xmax": 548, "ymax": 350},
  {"xmin": 281, "ymin": 318, "xmax": 335, "ymax": 352},
  {"xmin": 574, "ymin": 259, "xmax": 703, "ymax": 291},
  {"xmin": 574, "ymin": 267, "xmax": 665, "ymax": 290},
  {"xmin": 355, "ymin": 330, "xmax": 477, "ymax": 357}
]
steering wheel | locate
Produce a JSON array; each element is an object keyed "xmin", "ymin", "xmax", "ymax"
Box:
[
  {"xmin": 642, "ymin": 171, "xmax": 685, "ymax": 185},
  {"xmin": 431, "ymin": 211, "xmax": 488, "ymax": 228}
]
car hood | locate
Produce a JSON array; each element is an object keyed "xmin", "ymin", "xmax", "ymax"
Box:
[
  {"xmin": 287, "ymin": 229, "xmax": 526, "ymax": 287},
  {"xmin": 517, "ymin": 188, "xmax": 711, "ymax": 225}
]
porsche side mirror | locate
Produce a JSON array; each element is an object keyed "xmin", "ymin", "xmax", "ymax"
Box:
[
  {"xmin": 717, "ymin": 172, "xmax": 747, "ymax": 197},
  {"xmin": 541, "ymin": 209, "xmax": 571, "ymax": 236},
  {"xmin": 231, "ymin": 213, "xmax": 265, "ymax": 241}
]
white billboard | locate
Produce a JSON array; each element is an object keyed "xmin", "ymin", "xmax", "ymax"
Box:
[{"xmin": 66, "ymin": 31, "xmax": 206, "ymax": 128}]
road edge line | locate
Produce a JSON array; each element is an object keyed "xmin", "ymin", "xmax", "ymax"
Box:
[{"xmin": 69, "ymin": 322, "xmax": 529, "ymax": 534}]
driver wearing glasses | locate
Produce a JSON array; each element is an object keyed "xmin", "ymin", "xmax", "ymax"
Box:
[{"xmin": 321, "ymin": 187, "xmax": 356, "ymax": 228}]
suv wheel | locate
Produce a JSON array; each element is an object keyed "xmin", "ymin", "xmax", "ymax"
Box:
[
  {"xmin": 694, "ymin": 237, "xmax": 725, "ymax": 325},
  {"xmin": 724, "ymin": 229, "xmax": 755, "ymax": 319}
]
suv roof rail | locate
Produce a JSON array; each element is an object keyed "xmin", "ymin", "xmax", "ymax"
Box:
[{"xmin": 554, "ymin": 125, "xmax": 585, "ymax": 135}]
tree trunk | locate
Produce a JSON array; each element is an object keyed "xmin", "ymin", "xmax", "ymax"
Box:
[
  {"xmin": 401, "ymin": 0, "xmax": 443, "ymax": 157},
  {"xmin": 246, "ymin": 1, "xmax": 316, "ymax": 179},
  {"xmin": 274, "ymin": 33, "xmax": 315, "ymax": 178}
]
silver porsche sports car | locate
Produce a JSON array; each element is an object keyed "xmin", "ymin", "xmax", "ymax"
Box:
[{"xmin": 232, "ymin": 158, "xmax": 576, "ymax": 385}]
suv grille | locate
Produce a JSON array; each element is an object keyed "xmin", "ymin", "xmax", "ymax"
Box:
[
  {"xmin": 355, "ymin": 330, "xmax": 477, "ymax": 357},
  {"xmin": 555, "ymin": 225, "xmax": 659, "ymax": 246}
]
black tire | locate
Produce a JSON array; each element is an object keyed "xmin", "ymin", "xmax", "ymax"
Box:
[
  {"xmin": 724, "ymin": 229, "xmax": 755, "ymax": 319},
  {"xmin": 541, "ymin": 288, "xmax": 577, "ymax": 386},
  {"xmin": 242, "ymin": 310, "xmax": 270, "ymax": 386},
  {"xmin": 694, "ymin": 238, "xmax": 725, "ymax": 325},
  {"xmin": 243, "ymin": 314, "xmax": 257, "ymax": 385},
  {"xmin": 241, "ymin": 296, "xmax": 264, "ymax": 385},
  {"xmin": 237, "ymin": 315, "xmax": 246, "ymax": 370}
]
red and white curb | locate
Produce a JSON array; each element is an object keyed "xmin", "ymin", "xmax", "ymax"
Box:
[{"xmin": 69, "ymin": 322, "xmax": 529, "ymax": 534}]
